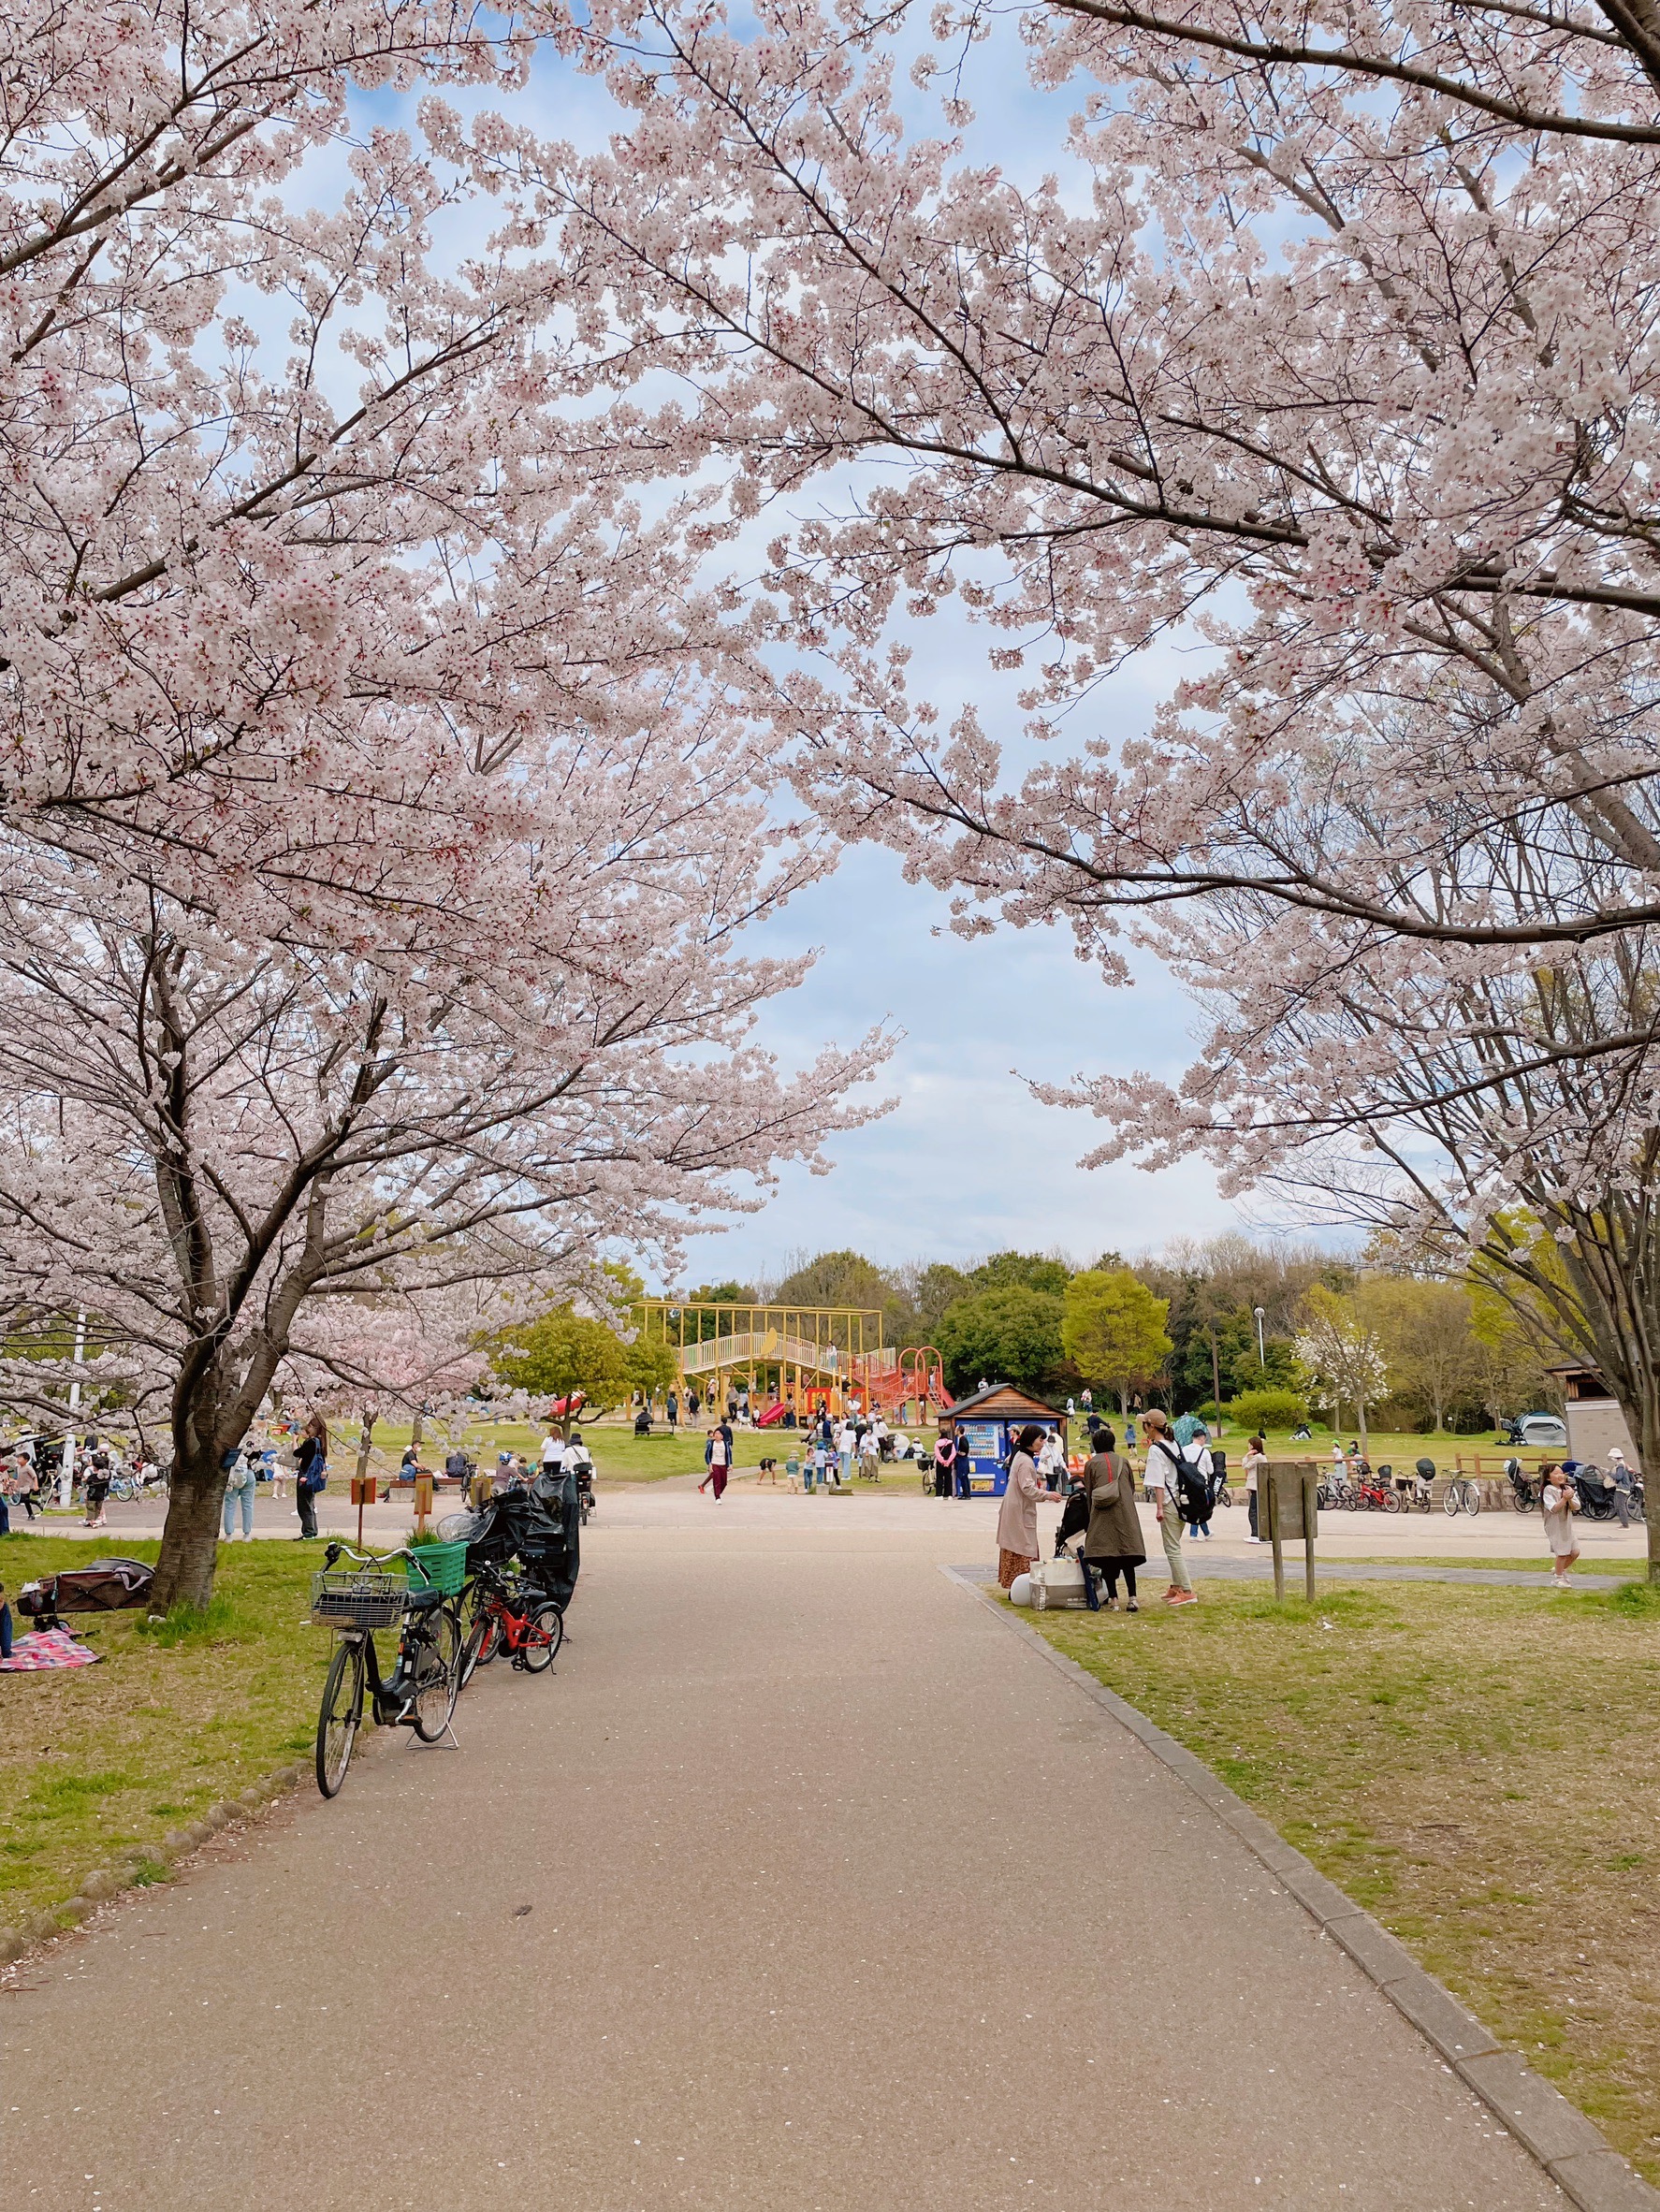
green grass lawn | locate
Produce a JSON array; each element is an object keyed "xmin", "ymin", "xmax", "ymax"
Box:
[
  {"xmin": 1031, "ymin": 1577, "xmax": 1660, "ymax": 2181},
  {"xmin": 1347, "ymin": 1555, "xmax": 1647, "ymax": 1577},
  {"xmin": 0, "ymin": 1535, "xmax": 331, "ymax": 1932}
]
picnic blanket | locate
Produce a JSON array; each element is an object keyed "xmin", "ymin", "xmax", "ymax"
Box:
[{"xmin": 0, "ymin": 1626, "xmax": 102, "ymax": 1670}]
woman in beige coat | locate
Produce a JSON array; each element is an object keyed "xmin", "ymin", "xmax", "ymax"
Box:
[
  {"xmin": 996, "ymin": 1426, "xmax": 1046, "ymax": 1589},
  {"xmin": 1081, "ymin": 1430, "xmax": 1146, "ymax": 1611}
]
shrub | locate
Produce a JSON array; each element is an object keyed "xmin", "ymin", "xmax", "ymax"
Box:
[{"xmin": 1228, "ymin": 1388, "xmax": 1311, "ymax": 1433}]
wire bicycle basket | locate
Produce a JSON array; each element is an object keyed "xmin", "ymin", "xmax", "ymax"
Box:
[{"xmin": 310, "ymin": 1569, "xmax": 407, "ymax": 1631}]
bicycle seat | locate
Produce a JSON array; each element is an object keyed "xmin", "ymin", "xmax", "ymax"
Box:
[{"xmin": 404, "ymin": 1586, "xmax": 445, "ymax": 1613}]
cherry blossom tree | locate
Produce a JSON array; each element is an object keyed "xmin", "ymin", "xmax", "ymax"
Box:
[
  {"xmin": 1293, "ymin": 1288, "xmax": 1388, "ymax": 1457},
  {"xmin": 0, "ymin": 0, "xmax": 777, "ymax": 967},
  {"xmin": 0, "ymin": 744, "xmax": 883, "ymax": 1608}
]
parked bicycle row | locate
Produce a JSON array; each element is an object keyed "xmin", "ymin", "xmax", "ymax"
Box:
[
  {"xmin": 308, "ymin": 1467, "xmax": 581, "ymax": 1797},
  {"xmin": 1315, "ymin": 1453, "xmax": 1644, "ymax": 1522}
]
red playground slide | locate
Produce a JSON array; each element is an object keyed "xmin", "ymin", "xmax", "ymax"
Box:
[{"xmin": 756, "ymin": 1401, "xmax": 790, "ymax": 1427}]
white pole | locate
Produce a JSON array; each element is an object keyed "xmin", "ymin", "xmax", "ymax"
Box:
[
  {"xmin": 1255, "ymin": 1306, "xmax": 1267, "ymax": 1370},
  {"xmin": 57, "ymin": 1308, "xmax": 87, "ymax": 1507}
]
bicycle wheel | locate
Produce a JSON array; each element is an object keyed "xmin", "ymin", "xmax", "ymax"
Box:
[
  {"xmin": 316, "ymin": 1639, "xmax": 366, "ymax": 1797},
  {"xmin": 1444, "ymin": 1485, "xmax": 1462, "ymax": 1515},
  {"xmin": 1381, "ymin": 1490, "xmax": 1401, "ymax": 1514},
  {"xmin": 410, "ymin": 1610, "xmax": 462, "ymax": 1740},
  {"xmin": 519, "ymin": 1600, "xmax": 564, "ymax": 1673},
  {"xmin": 459, "ymin": 1601, "xmax": 502, "ymax": 1686},
  {"xmin": 1463, "ymin": 1486, "xmax": 1481, "ymax": 1516}
]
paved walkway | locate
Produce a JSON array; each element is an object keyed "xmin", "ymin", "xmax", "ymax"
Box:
[
  {"xmin": 2, "ymin": 1501, "xmax": 1565, "ymax": 2209},
  {"xmin": 21, "ymin": 1473, "xmax": 1649, "ymax": 1567}
]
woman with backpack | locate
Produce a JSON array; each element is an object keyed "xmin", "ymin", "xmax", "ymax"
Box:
[
  {"xmin": 1172, "ymin": 1415, "xmax": 1216, "ymax": 1539},
  {"xmin": 1080, "ymin": 1425, "xmax": 1145, "ymax": 1611},
  {"xmin": 995, "ymin": 1425, "xmax": 1046, "ymax": 1590},
  {"xmin": 293, "ymin": 1412, "xmax": 328, "ymax": 1539},
  {"xmin": 1141, "ymin": 1409, "xmax": 1196, "ymax": 1606}
]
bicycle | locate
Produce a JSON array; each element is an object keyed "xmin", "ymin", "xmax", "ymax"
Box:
[
  {"xmin": 1443, "ymin": 1474, "xmax": 1482, "ymax": 1517},
  {"xmin": 310, "ymin": 1543, "xmax": 462, "ymax": 1797},
  {"xmin": 459, "ymin": 1560, "xmax": 563, "ymax": 1683}
]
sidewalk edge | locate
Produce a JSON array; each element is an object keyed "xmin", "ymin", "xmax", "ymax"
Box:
[{"xmin": 941, "ymin": 1566, "xmax": 1657, "ymax": 2212}]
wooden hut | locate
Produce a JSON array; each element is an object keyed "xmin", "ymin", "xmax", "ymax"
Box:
[{"xmin": 938, "ymin": 1382, "xmax": 1067, "ymax": 1495}]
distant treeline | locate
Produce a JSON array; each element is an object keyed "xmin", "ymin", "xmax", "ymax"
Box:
[{"xmin": 677, "ymin": 1235, "xmax": 1560, "ymax": 1433}]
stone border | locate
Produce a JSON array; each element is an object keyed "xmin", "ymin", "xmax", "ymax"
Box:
[
  {"xmin": 0, "ymin": 1763, "xmax": 305, "ymax": 1968},
  {"xmin": 943, "ymin": 1567, "xmax": 1659, "ymax": 2212}
]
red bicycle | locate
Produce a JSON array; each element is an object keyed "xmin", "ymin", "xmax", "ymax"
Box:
[
  {"xmin": 459, "ymin": 1561, "xmax": 564, "ymax": 1682},
  {"xmin": 1349, "ymin": 1469, "xmax": 1401, "ymax": 1513}
]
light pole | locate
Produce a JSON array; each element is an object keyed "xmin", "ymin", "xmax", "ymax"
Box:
[
  {"xmin": 57, "ymin": 1308, "xmax": 87, "ymax": 1506},
  {"xmin": 1255, "ymin": 1306, "xmax": 1267, "ymax": 1371}
]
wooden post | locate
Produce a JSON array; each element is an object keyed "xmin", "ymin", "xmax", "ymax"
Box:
[
  {"xmin": 1263, "ymin": 1461, "xmax": 1318, "ymax": 1602},
  {"xmin": 414, "ymin": 1472, "xmax": 433, "ymax": 1535},
  {"xmin": 353, "ymin": 1404, "xmax": 377, "ymax": 1549},
  {"xmin": 351, "ymin": 1475, "xmax": 376, "ymax": 1548}
]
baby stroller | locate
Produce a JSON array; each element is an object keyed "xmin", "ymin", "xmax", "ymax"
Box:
[{"xmin": 1055, "ymin": 1485, "xmax": 1091, "ymax": 1556}]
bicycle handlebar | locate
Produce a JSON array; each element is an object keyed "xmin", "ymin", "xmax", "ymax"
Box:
[{"xmin": 322, "ymin": 1538, "xmax": 415, "ymax": 1570}]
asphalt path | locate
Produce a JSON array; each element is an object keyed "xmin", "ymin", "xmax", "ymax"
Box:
[{"xmin": 1, "ymin": 1496, "xmax": 1566, "ymax": 2210}]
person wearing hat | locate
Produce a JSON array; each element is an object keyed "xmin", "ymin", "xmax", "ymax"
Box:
[{"xmin": 1142, "ymin": 1408, "xmax": 1196, "ymax": 1606}]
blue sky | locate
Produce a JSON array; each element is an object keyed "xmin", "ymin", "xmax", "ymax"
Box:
[{"xmin": 683, "ymin": 838, "xmax": 1235, "ymax": 1289}]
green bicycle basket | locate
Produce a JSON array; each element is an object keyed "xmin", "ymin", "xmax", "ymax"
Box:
[{"xmin": 405, "ymin": 1539, "xmax": 468, "ymax": 1596}]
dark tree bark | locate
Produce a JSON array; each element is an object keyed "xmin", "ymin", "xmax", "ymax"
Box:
[{"xmin": 148, "ymin": 1437, "xmax": 229, "ymax": 1614}]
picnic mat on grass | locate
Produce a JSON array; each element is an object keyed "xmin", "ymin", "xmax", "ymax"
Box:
[{"xmin": 0, "ymin": 1626, "xmax": 101, "ymax": 1670}]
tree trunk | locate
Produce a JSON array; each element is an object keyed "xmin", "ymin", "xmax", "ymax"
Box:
[
  {"xmin": 1209, "ymin": 1329, "xmax": 1222, "ymax": 1419},
  {"xmin": 1638, "ymin": 1378, "xmax": 1660, "ymax": 1584},
  {"xmin": 410, "ymin": 1405, "xmax": 424, "ymax": 1453},
  {"xmin": 149, "ymin": 1443, "xmax": 226, "ymax": 1614},
  {"xmin": 1359, "ymin": 1400, "xmax": 1371, "ymax": 1457},
  {"xmin": 1432, "ymin": 1386, "xmax": 1444, "ymax": 1433}
]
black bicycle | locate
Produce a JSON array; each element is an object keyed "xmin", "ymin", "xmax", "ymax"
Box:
[{"xmin": 311, "ymin": 1543, "xmax": 461, "ymax": 1797}]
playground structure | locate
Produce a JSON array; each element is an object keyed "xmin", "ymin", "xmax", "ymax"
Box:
[{"xmin": 635, "ymin": 1302, "xmax": 954, "ymax": 1424}]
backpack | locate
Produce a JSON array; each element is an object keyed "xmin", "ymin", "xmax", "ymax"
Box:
[{"xmin": 1171, "ymin": 1443, "xmax": 1211, "ymax": 1523}]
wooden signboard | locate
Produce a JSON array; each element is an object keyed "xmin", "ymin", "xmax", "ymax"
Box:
[{"xmin": 1262, "ymin": 1460, "xmax": 1320, "ymax": 1603}]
